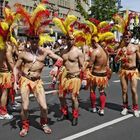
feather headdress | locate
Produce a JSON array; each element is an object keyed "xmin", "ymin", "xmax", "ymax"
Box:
[
  {"xmin": 14, "ymin": 2, "xmax": 52, "ymax": 45},
  {"xmin": 0, "ymin": 7, "xmax": 17, "ymax": 50},
  {"xmin": 112, "ymin": 10, "xmax": 133, "ymax": 35},
  {"xmin": 78, "ymin": 19, "xmax": 115, "ymax": 46},
  {"xmin": 53, "ymin": 15, "xmax": 77, "ymax": 37}
]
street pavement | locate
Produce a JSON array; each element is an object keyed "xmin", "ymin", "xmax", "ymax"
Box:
[{"xmin": 0, "ymin": 67, "xmax": 140, "ymax": 140}]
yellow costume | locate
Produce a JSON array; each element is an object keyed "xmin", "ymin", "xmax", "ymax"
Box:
[
  {"xmin": 58, "ymin": 68, "xmax": 81, "ymax": 96},
  {"xmin": 119, "ymin": 68, "xmax": 139, "ymax": 80},
  {"xmin": 0, "ymin": 72, "xmax": 13, "ymax": 88},
  {"xmin": 89, "ymin": 72, "xmax": 108, "ymax": 88},
  {"xmin": 19, "ymin": 76, "xmax": 44, "ymax": 93}
]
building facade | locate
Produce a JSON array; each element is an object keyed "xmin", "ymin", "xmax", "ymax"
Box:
[{"xmin": 3, "ymin": 0, "xmax": 88, "ymax": 39}]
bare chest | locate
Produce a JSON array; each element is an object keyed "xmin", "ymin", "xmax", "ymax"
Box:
[
  {"xmin": 62, "ymin": 51, "xmax": 78, "ymax": 62},
  {"xmin": 122, "ymin": 46, "xmax": 136, "ymax": 56},
  {"xmin": 23, "ymin": 51, "xmax": 46, "ymax": 63}
]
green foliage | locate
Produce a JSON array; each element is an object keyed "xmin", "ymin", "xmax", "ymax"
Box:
[
  {"xmin": 76, "ymin": 0, "xmax": 119, "ymax": 21},
  {"xmin": 76, "ymin": 0, "xmax": 89, "ymax": 19}
]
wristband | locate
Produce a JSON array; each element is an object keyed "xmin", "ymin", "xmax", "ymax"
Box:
[{"xmin": 54, "ymin": 59, "xmax": 63, "ymax": 68}]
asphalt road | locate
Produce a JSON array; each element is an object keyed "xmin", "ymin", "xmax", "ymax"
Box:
[{"xmin": 0, "ymin": 67, "xmax": 140, "ymax": 140}]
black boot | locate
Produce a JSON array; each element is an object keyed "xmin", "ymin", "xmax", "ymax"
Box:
[{"xmin": 72, "ymin": 118, "xmax": 78, "ymax": 126}]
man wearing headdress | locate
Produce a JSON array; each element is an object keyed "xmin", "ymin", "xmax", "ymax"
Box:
[
  {"xmin": 52, "ymin": 15, "xmax": 84, "ymax": 126},
  {"xmin": 0, "ymin": 43, "xmax": 14, "ymax": 120},
  {"xmin": 13, "ymin": 2, "xmax": 63, "ymax": 136},
  {"xmin": 0, "ymin": 6, "xmax": 18, "ymax": 120},
  {"xmin": 115, "ymin": 31, "xmax": 140, "ymax": 117},
  {"xmin": 82, "ymin": 19, "xmax": 113, "ymax": 116},
  {"xmin": 89, "ymin": 39, "xmax": 111, "ymax": 115},
  {"xmin": 14, "ymin": 35, "xmax": 63, "ymax": 136},
  {"xmin": 113, "ymin": 12, "xmax": 140, "ymax": 117}
]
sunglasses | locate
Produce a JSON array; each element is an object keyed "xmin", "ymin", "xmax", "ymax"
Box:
[{"xmin": 124, "ymin": 36, "xmax": 131, "ymax": 39}]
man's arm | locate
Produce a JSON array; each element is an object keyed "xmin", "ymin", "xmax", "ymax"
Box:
[
  {"xmin": 78, "ymin": 49, "xmax": 84, "ymax": 70},
  {"xmin": 13, "ymin": 54, "xmax": 23, "ymax": 84},
  {"xmin": 89, "ymin": 50, "xmax": 96, "ymax": 68},
  {"xmin": 47, "ymin": 48, "xmax": 62, "ymax": 61},
  {"xmin": 136, "ymin": 45, "xmax": 140, "ymax": 60},
  {"xmin": 46, "ymin": 48, "xmax": 63, "ymax": 77},
  {"xmin": 6, "ymin": 42, "xmax": 15, "ymax": 71}
]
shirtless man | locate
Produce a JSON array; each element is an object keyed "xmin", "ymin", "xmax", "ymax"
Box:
[
  {"xmin": 115, "ymin": 31, "xmax": 140, "ymax": 117},
  {"xmin": 89, "ymin": 39, "xmax": 111, "ymax": 115},
  {"xmin": 0, "ymin": 42, "xmax": 15, "ymax": 120},
  {"xmin": 13, "ymin": 36, "xmax": 63, "ymax": 137},
  {"xmin": 6, "ymin": 41, "xmax": 22, "ymax": 109},
  {"xmin": 57, "ymin": 36, "xmax": 84, "ymax": 126}
]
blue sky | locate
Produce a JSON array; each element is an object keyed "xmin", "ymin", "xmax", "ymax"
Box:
[{"xmin": 121, "ymin": 0, "xmax": 140, "ymax": 12}]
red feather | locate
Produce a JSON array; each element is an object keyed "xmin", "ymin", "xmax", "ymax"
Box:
[
  {"xmin": 75, "ymin": 36, "xmax": 86, "ymax": 42},
  {"xmin": 14, "ymin": 3, "xmax": 31, "ymax": 26},
  {"xmin": 89, "ymin": 18, "xmax": 100, "ymax": 25},
  {"xmin": 99, "ymin": 24, "xmax": 112, "ymax": 33}
]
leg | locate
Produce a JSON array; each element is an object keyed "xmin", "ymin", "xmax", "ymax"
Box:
[
  {"xmin": 58, "ymin": 91, "xmax": 69, "ymax": 121},
  {"xmin": 0, "ymin": 88, "xmax": 13, "ymax": 119},
  {"xmin": 34, "ymin": 86, "xmax": 51, "ymax": 134},
  {"xmin": 130, "ymin": 77, "xmax": 139, "ymax": 117},
  {"xmin": 120, "ymin": 76, "xmax": 128, "ymax": 115},
  {"xmin": 90, "ymin": 83, "xmax": 97, "ymax": 112},
  {"xmin": 98, "ymin": 87, "xmax": 106, "ymax": 116},
  {"xmin": 19, "ymin": 86, "xmax": 30, "ymax": 137},
  {"xmin": 71, "ymin": 93, "xmax": 79, "ymax": 126}
]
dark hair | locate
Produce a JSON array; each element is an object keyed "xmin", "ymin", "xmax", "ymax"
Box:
[{"xmin": 27, "ymin": 35, "xmax": 39, "ymax": 41}]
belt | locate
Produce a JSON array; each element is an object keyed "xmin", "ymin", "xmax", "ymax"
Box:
[
  {"xmin": 66, "ymin": 73, "xmax": 80, "ymax": 79},
  {"xmin": 22, "ymin": 73, "xmax": 40, "ymax": 81},
  {"xmin": 122, "ymin": 66, "xmax": 137, "ymax": 70},
  {"xmin": 92, "ymin": 71, "xmax": 107, "ymax": 77},
  {"xmin": 0, "ymin": 70, "xmax": 9, "ymax": 73}
]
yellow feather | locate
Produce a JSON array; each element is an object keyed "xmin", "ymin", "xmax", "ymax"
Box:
[
  {"xmin": 10, "ymin": 36, "xmax": 18, "ymax": 46},
  {"xmin": 85, "ymin": 20, "xmax": 97, "ymax": 35},
  {"xmin": 0, "ymin": 36, "xmax": 5, "ymax": 50},
  {"xmin": 73, "ymin": 30, "xmax": 85, "ymax": 37},
  {"xmin": 64, "ymin": 15, "xmax": 77, "ymax": 31},
  {"xmin": 113, "ymin": 14, "xmax": 125, "ymax": 34},
  {"xmin": 135, "ymin": 15, "xmax": 139, "ymax": 26},
  {"xmin": 93, "ymin": 36, "xmax": 99, "ymax": 42},
  {"xmin": 1, "ymin": 22, "xmax": 9, "ymax": 30},
  {"xmin": 85, "ymin": 33, "xmax": 92, "ymax": 46},
  {"xmin": 124, "ymin": 10, "xmax": 129, "ymax": 25},
  {"xmin": 113, "ymin": 24, "xmax": 124, "ymax": 33},
  {"xmin": 98, "ymin": 32, "xmax": 114, "ymax": 41},
  {"xmin": 39, "ymin": 34, "xmax": 54, "ymax": 46},
  {"xmin": 53, "ymin": 17, "xmax": 67, "ymax": 35},
  {"xmin": 31, "ymin": 4, "xmax": 46, "ymax": 23},
  {"xmin": 98, "ymin": 21, "xmax": 108, "ymax": 29}
]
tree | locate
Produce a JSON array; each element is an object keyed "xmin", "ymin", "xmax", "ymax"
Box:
[{"xmin": 76, "ymin": 0, "xmax": 118, "ymax": 21}]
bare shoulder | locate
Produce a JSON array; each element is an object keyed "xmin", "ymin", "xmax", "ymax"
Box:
[
  {"xmin": 18, "ymin": 50, "xmax": 26, "ymax": 59},
  {"xmin": 6, "ymin": 42, "xmax": 12, "ymax": 51},
  {"xmin": 43, "ymin": 47, "xmax": 52, "ymax": 53},
  {"xmin": 75, "ymin": 47, "xmax": 83, "ymax": 55}
]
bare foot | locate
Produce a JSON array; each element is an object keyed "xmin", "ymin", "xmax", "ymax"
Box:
[
  {"xmin": 42, "ymin": 124, "xmax": 52, "ymax": 134},
  {"xmin": 19, "ymin": 129, "xmax": 28, "ymax": 137}
]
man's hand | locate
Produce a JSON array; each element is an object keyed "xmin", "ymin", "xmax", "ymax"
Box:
[
  {"xmin": 106, "ymin": 67, "xmax": 112, "ymax": 80},
  {"xmin": 14, "ymin": 82, "xmax": 19, "ymax": 94},
  {"xmin": 50, "ymin": 66, "xmax": 59, "ymax": 77}
]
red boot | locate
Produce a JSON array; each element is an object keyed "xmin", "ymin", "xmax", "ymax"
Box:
[
  {"xmin": 72, "ymin": 109, "xmax": 79, "ymax": 126},
  {"xmin": 19, "ymin": 120, "xmax": 29, "ymax": 137},
  {"xmin": 40, "ymin": 117, "xmax": 52, "ymax": 134}
]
